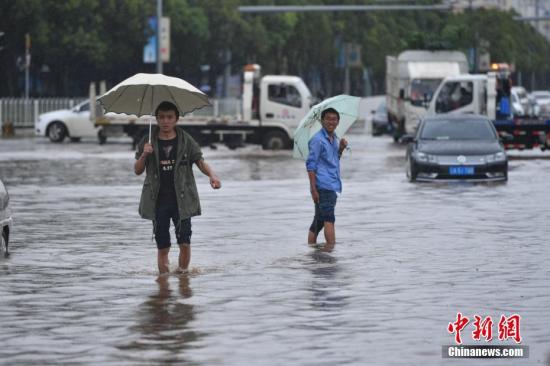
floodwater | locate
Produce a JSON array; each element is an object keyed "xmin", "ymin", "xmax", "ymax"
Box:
[{"xmin": 0, "ymin": 132, "xmax": 549, "ymax": 365}]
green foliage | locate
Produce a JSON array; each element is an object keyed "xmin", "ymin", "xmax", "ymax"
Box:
[{"xmin": 1, "ymin": 0, "xmax": 550, "ymax": 96}]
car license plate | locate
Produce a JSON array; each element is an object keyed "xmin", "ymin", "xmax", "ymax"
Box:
[{"xmin": 449, "ymin": 166, "xmax": 474, "ymax": 175}]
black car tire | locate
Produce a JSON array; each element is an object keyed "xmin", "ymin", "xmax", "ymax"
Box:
[
  {"xmin": 371, "ymin": 122, "xmax": 382, "ymax": 136},
  {"xmin": 406, "ymin": 158, "xmax": 418, "ymax": 182},
  {"xmin": 98, "ymin": 129, "xmax": 107, "ymax": 145},
  {"xmin": 262, "ymin": 130, "xmax": 289, "ymax": 150},
  {"xmin": 1, "ymin": 229, "xmax": 8, "ymax": 257},
  {"xmin": 47, "ymin": 122, "xmax": 67, "ymax": 143}
]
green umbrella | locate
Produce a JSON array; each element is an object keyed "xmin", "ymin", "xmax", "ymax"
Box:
[{"xmin": 292, "ymin": 94, "xmax": 361, "ymax": 160}]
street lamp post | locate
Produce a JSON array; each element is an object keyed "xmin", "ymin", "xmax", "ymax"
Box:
[{"xmin": 156, "ymin": 0, "xmax": 163, "ymax": 74}]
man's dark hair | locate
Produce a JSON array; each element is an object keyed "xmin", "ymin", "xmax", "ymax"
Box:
[
  {"xmin": 321, "ymin": 107, "xmax": 340, "ymax": 121},
  {"xmin": 155, "ymin": 101, "xmax": 180, "ymax": 119}
]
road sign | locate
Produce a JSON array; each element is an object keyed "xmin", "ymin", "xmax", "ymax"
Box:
[
  {"xmin": 143, "ymin": 17, "xmax": 157, "ymax": 64},
  {"xmin": 143, "ymin": 17, "xmax": 170, "ymax": 63}
]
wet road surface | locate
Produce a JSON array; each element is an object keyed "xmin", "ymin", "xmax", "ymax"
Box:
[{"xmin": 0, "ymin": 133, "xmax": 549, "ymax": 365}]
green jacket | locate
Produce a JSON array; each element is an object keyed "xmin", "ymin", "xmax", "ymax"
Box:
[{"xmin": 135, "ymin": 127, "xmax": 203, "ymax": 221}]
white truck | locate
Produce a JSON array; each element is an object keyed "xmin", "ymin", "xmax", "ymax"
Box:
[
  {"xmin": 426, "ymin": 72, "xmax": 550, "ymax": 150},
  {"xmin": 386, "ymin": 50, "xmax": 469, "ymax": 141},
  {"xmin": 95, "ymin": 65, "xmax": 315, "ymax": 150}
]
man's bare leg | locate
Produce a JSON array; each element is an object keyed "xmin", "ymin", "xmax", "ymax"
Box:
[
  {"xmin": 178, "ymin": 244, "xmax": 191, "ymax": 272},
  {"xmin": 308, "ymin": 230, "xmax": 318, "ymax": 245},
  {"xmin": 157, "ymin": 248, "xmax": 170, "ymax": 274},
  {"xmin": 324, "ymin": 222, "xmax": 335, "ymax": 244}
]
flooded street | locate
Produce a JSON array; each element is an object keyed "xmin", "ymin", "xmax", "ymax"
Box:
[{"xmin": 0, "ymin": 132, "xmax": 549, "ymax": 365}]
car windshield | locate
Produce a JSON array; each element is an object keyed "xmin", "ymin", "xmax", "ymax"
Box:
[
  {"xmin": 409, "ymin": 79, "xmax": 442, "ymax": 106},
  {"xmin": 420, "ymin": 119, "xmax": 496, "ymax": 140},
  {"xmin": 516, "ymin": 90, "xmax": 527, "ymax": 99}
]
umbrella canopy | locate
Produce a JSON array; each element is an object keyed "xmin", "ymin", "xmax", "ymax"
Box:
[
  {"xmin": 293, "ymin": 94, "xmax": 360, "ymax": 160},
  {"xmin": 98, "ymin": 73, "xmax": 209, "ymax": 117}
]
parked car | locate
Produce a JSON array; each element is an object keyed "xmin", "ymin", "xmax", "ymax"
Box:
[
  {"xmin": 0, "ymin": 178, "xmax": 12, "ymax": 257},
  {"xmin": 405, "ymin": 114, "xmax": 508, "ymax": 182},
  {"xmin": 371, "ymin": 101, "xmax": 392, "ymax": 136},
  {"xmin": 35, "ymin": 101, "xmax": 100, "ymax": 143},
  {"xmin": 530, "ymin": 91, "xmax": 550, "ymax": 116},
  {"xmin": 511, "ymin": 86, "xmax": 530, "ymax": 117}
]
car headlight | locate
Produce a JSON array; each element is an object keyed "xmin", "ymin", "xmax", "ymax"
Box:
[
  {"xmin": 485, "ymin": 152, "xmax": 506, "ymax": 163},
  {"xmin": 414, "ymin": 151, "xmax": 437, "ymax": 163}
]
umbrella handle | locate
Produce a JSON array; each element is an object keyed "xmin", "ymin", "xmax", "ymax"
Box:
[{"xmin": 148, "ymin": 121, "xmax": 152, "ymax": 144}]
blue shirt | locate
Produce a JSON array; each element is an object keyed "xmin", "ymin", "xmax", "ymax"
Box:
[{"xmin": 306, "ymin": 128, "xmax": 342, "ymax": 193}]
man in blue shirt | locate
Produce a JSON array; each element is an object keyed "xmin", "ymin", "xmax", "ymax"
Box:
[{"xmin": 306, "ymin": 107, "xmax": 348, "ymax": 250}]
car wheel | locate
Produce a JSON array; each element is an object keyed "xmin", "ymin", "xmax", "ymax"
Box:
[
  {"xmin": 371, "ymin": 122, "xmax": 382, "ymax": 136},
  {"xmin": 406, "ymin": 158, "xmax": 417, "ymax": 182},
  {"xmin": 262, "ymin": 131, "xmax": 289, "ymax": 150},
  {"xmin": 98, "ymin": 129, "xmax": 107, "ymax": 145},
  {"xmin": 70, "ymin": 137, "xmax": 81, "ymax": 143},
  {"xmin": 1, "ymin": 229, "xmax": 8, "ymax": 258},
  {"xmin": 48, "ymin": 122, "xmax": 67, "ymax": 143}
]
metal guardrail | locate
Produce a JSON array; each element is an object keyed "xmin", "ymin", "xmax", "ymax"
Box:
[
  {"xmin": 0, "ymin": 98, "xmax": 86, "ymax": 128},
  {"xmin": 0, "ymin": 97, "xmax": 242, "ymax": 128}
]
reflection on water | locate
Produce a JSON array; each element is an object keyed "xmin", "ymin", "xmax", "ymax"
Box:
[
  {"xmin": 120, "ymin": 275, "xmax": 200, "ymax": 363},
  {"xmin": 0, "ymin": 135, "xmax": 549, "ymax": 365},
  {"xmin": 307, "ymin": 250, "xmax": 348, "ymax": 311}
]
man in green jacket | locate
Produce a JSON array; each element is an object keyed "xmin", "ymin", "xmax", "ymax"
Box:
[{"xmin": 134, "ymin": 101, "xmax": 221, "ymax": 275}]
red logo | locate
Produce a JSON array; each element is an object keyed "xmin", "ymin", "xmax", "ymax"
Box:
[
  {"xmin": 448, "ymin": 313, "xmax": 522, "ymax": 344},
  {"xmin": 498, "ymin": 314, "xmax": 522, "ymax": 343},
  {"xmin": 448, "ymin": 312, "xmax": 469, "ymax": 344}
]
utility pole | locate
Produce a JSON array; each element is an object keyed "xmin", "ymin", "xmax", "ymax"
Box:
[
  {"xmin": 535, "ymin": 0, "xmax": 542, "ymax": 33},
  {"xmin": 344, "ymin": 43, "xmax": 350, "ymax": 94},
  {"xmin": 25, "ymin": 33, "xmax": 31, "ymax": 99},
  {"xmin": 156, "ymin": 0, "xmax": 163, "ymax": 74}
]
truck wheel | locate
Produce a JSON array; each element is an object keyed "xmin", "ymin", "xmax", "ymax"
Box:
[
  {"xmin": 47, "ymin": 122, "xmax": 67, "ymax": 143},
  {"xmin": 406, "ymin": 158, "xmax": 417, "ymax": 182},
  {"xmin": 262, "ymin": 131, "xmax": 289, "ymax": 150},
  {"xmin": 393, "ymin": 119, "xmax": 406, "ymax": 143},
  {"xmin": 1, "ymin": 229, "xmax": 8, "ymax": 258},
  {"xmin": 98, "ymin": 129, "xmax": 107, "ymax": 145}
]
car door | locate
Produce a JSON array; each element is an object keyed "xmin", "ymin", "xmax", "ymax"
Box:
[
  {"xmin": 434, "ymin": 81, "xmax": 475, "ymax": 114},
  {"xmin": 65, "ymin": 102, "xmax": 98, "ymax": 137}
]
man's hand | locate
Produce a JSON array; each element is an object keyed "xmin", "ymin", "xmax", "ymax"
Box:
[
  {"xmin": 311, "ymin": 187, "xmax": 320, "ymax": 204},
  {"xmin": 142, "ymin": 143, "xmax": 153, "ymax": 158},
  {"xmin": 339, "ymin": 138, "xmax": 348, "ymax": 154},
  {"xmin": 210, "ymin": 175, "xmax": 221, "ymax": 189}
]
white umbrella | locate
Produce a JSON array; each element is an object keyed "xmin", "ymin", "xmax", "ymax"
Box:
[
  {"xmin": 293, "ymin": 95, "xmax": 360, "ymax": 160},
  {"xmin": 98, "ymin": 73, "xmax": 209, "ymax": 142}
]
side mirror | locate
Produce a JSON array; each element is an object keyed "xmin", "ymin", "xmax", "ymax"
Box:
[
  {"xmin": 401, "ymin": 134, "xmax": 415, "ymax": 144},
  {"xmin": 371, "ymin": 110, "xmax": 376, "ymax": 115}
]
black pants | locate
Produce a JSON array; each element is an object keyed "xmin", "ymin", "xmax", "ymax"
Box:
[{"xmin": 154, "ymin": 200, "xmax": 192, "ymax": 249}]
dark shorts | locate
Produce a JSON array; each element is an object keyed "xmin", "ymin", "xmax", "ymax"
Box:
[
  {"xmin": 309, "ymin": 189, "xmax": 337, "ymax": 234},
  {"xmin": 154, "ymin": 200, "xmax": 192, "ymax": 249}
]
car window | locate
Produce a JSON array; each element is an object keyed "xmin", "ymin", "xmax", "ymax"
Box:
[
  {"xmin": 420, "ymin": 120, "xmax": 496, "ymax": 140},
  {"xmin": 435, "ymin": 81, "xmax": 474, "ymax": 113},
  {"xmin": 376, "ymin": 102, "xmax": 386, "ymax": 114},
  {"xmin": 268, "ymin": 84, "xmax": 302, "ymax": 108},
  {"xmin": 78, "ymin": 102, "xmax": 90, "ymax": 112},
  {"xmin": 409, "ymin": 79, "xmax": 441, "ymax": 107}
]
